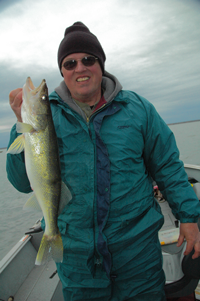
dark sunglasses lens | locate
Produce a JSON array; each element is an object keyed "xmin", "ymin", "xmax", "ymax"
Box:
[
  {"xmin": 63, "ymin": 56, "xmax": 96, "ymax": 70},
  {"xmin": 82, "ymin": 56, "xmax": 96, "ymax": 66},
  {"xmin": 63, "ymin": 60, "xmax": 77, "ymax": 70}
]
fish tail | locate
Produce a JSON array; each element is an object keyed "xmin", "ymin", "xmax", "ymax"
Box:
[{"xmin": 35, "ymin": 232, "xmax": 63, "ymax": 265}]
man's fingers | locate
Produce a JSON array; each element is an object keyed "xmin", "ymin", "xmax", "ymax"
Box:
[
  {"xmin": 184, "ymin": 240, "xmax": 194, "ymax": 256},
  {"xmin": 178, "ymin": 223, "xmax": 200, "ymax": 260},
  {"xmin": 178, "ymin": 235, "xmax": 200, "ymax": 259},
  {"xmin": 9, "ymin": 88, "xmax": 23, "ymax": 122},
  {"xmin": 9, "ymin": 88, "xmax": 23, "ymax": 106},
  {"xmin": 192, "ymin": 242, "xmax": 200, "ymax": 259},
  {"xmin": 192, "ymin": 250, "xmax": 200, "ymax": 259},
  {"xmin": 177, "ymin": 234, "xmax": 184, "ymax": 247}
]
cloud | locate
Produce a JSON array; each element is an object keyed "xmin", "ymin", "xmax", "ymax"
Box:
[
  {"xmin": 0, "ymin": 0, "xmax": 22, "ymax": 13},
  {"xmin": 0, "ymin": 0, "xmax": 199, "ymax": 148}
]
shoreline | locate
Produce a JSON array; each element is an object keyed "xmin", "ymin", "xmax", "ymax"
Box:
[{"xmin": 168, "ymin": 119, "xmax": 200, "ymax": 126}]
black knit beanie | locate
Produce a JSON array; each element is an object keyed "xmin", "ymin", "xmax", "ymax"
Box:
[{"xmin": 58, "ymin": 22, "xmax": 106, "ymax": 75}]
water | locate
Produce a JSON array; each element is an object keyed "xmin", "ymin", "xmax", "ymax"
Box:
[
  {"xmin": 0, "ymin": 120, "xmax": 199, "ymax": 260},
  {"xmin": 168, "ymin": 120, "xmax": 200, "ymax": 165},
  {"xmin": 0, "ymin": 149, "xmax": 41, "ymax": 260}
]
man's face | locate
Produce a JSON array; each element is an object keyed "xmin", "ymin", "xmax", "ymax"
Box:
[{"xmin": 61, "ymin": 53, "xmax": 103, "ymax": 105}]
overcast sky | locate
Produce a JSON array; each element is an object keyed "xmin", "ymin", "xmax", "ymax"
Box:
[{"xmin": 0, "ymin": 0, "xmax": 199, "ymax": 148}]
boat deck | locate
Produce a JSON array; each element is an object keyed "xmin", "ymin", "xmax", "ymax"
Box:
[
  {"xmin": 14, "ymin": 259, "xmax": 61, "ymax": 301},
  {"xmin": 0, "ymin": 232, "xmax": 64, "ymax": 301}
]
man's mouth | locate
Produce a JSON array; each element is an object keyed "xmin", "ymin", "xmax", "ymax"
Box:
[{"xmin": 76, "ymin": 77, "xmax": 90, "ymax": 82}]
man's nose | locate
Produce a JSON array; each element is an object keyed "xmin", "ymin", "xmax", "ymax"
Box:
[{"xmin": 74, "ymin": 60, "xmax": 87, "ymax": 72}]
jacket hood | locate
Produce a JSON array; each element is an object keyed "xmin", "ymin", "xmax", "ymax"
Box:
[{"xmin": 54, "ymin": 71, "xmax": 122, "ymax": 119}]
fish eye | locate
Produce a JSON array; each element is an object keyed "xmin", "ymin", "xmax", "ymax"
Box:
[{"xmin": 41, "ymin": 95, "xmax": 46, "ymax": 100}]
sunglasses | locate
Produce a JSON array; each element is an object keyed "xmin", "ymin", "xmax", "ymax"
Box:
[{"xmin": 62, "ymin": 56, "xmax": 98, "ymax": 71}]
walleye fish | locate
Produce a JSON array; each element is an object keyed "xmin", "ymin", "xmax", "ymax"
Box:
[{"xmin": 7, "ymin": 77, "xmax": 71, "ymax": 265}]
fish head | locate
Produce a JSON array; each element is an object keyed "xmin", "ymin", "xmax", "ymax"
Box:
[{"xmin": 22, "ymin": 77, "xmax": 50, "ymax": 130}]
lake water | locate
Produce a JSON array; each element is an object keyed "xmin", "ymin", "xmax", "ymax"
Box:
[
  {"xmin": 0, "ymin": 149, "xmax": 41, "ymax": 260},
  {"xmin": 168, "ymin": 120, "xmax": 200, "ymax": 165},
  {"xmin": 0, "ymin": 120, "xmax": 199, "ymax": 260}
]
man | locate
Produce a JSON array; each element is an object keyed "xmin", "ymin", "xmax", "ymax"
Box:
[{"xmin": 7, "ymin": 22, "xmax": 200, "ymax": 301}]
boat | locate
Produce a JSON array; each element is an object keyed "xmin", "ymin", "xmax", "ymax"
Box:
[
  {"xmin": 0, "ymin": 164, "xmax": 200, "ymax": 301},
  {"xmin": 160, "ymin": 164, "xmax": 200, "ymax": 299}
]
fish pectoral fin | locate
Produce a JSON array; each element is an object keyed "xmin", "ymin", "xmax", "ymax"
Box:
[
  {"xmin": 16, "ymin": 121, "xmax": 34, "ymax": 133},
  {"xmin": 58, "ymin": 181, "xmax": 72, "ymax": 216},
  {"xmin": 7, "ymin": 134, "xmax": 25, "ymax": 154},
  {"xmin": 23, "ymin": 193, "xmax": 42, "ymax": 211}
]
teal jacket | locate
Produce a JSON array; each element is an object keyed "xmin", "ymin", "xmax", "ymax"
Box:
[{"xmin": 6, "ymin": 72, "xmax": 200, "ymax": 295}]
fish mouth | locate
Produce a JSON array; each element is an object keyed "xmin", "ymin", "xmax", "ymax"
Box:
[
  {"xmin": 22, "ymin": 77, "xmax": 49, "ymax": 123},
  {"xmin": 25, "ymin": 77, "xmax": 46, "ymax": 95},
  {"xmin": 23, "ymin": 77, "xmax": 48, "ymax": 107}
]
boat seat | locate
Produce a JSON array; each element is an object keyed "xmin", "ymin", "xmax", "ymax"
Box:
[
  {"xmin": 182, "ymin": 249, "xmax": 200, "ymax": 279},
  {"xmin": 165, "ymin": 249, "xmax": 200, "ymax": 298}
]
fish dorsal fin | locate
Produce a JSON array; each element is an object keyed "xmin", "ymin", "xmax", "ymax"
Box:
[
  {"xmin": 58, "ymin": 181, "xmax": 72, "ymax": 216},
  {"xmin": 23, "ymin": 193, "xmax": 41, "ymax": 211},
  {"xmin": 16, "ymin": 121, "xmax": 34, "ymax": 133},
  {"xmin": 7, "ymin": 134, "xmax": 25, "ymax": 154}
]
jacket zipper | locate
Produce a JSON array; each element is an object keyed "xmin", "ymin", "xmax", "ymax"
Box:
[{"xmin": 86, "ymin": 103, "xmax": 107, "ymax": 125}]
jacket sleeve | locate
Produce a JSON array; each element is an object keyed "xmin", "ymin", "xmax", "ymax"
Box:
[
  {"xmin": 6, "ymin": 124, "xmax": 32, "ymax": 193},
  {"xmin": 142, "ymin": 98, "xmax": 200, "ymax": 223}
]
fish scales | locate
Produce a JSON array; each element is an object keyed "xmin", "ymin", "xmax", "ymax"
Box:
[{"xmin": 7, "ymin": 77, "xmax": 71, "ymax": 265}]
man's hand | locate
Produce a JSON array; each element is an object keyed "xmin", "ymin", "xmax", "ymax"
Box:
[
  {"xmin": 9, "ymin": 88, "xmax": 23, "ymax": 122},
  {"xmin": 177, "ymin": 223, "xmax": 200, "ymax": 259}
]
